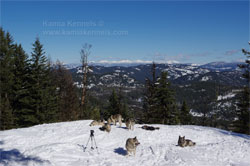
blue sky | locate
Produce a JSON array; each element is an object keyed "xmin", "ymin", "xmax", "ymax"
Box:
[{"xmin": 1, "ymin": 1, "xmax": 249, "ymax": 64}]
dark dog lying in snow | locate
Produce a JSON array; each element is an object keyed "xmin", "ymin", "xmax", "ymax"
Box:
[{"xmin": 141, "ymin": 125, "xmax": 160, "ymax": 131}]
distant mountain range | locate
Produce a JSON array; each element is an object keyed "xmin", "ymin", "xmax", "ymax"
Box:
[
  {"xmin": 68, "ymin": 61, "xmax": 245, "ymax": 121},
  {"xmin": 64, "ymin": 61, "xmax": 242, "ymax": 70},
  {"xmin": 200, "ymin": 62, "xmax": 242, "ymax": 71},
  {"xmin": 69, "ymin": 61, "xmax": 245, "ymax": 89}
]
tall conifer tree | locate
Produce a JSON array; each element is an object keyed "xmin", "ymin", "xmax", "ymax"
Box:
[
  {"xmin": 234, "ymin": 43, "xmax": 250, "ymax": 134},
  {"xmin": 108, "ymin": 89, "xmax": 120, "ymax": 115},
  {"xmin": 53, "ymin": 61, "xmax": 79, "ymax": 121},
  {"xmin": 12, "ymin": 44, "xmax": 32, "ymax": 127},
  {"xmin": 0, "ymin": 28, "xmax": 15, "ymax": 130},
  {"xmin": 29, "ymin": 38, "xmax": 57, "ymax": 124},
  {"xmin": 143, "ymin": 62, "xmax": 157, "ymax": 123},
  {"xmin": 153, "ymin": 72, "xmax": 179, "ymax": 124},
  {"xmin": 180, "ymin": 101, "xmax": 192, "ymax": 125}
]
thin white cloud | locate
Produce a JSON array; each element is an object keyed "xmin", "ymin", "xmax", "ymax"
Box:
[{"xmin": 224, "ymin": 49, "xmax": 240, "ymax": 56}]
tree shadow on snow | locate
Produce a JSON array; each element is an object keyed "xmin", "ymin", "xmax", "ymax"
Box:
[
  {"xmin": 114, "ymin": 147, "xmax": 127, "ymax": 156},
  {"xmin": 0, "ymin": 148, "xmax": 47, "ymax": 165},
  {"xmin": 0, "ymin": 141, "xmax": 4, "ymax": 145},
  {"xmin": 218, "ymin": 130, "xmax": 250, "ymax": 140}
]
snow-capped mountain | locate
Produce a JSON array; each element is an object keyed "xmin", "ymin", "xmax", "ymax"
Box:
[
  {"xmin": 62, "ymin": 63, "xmax": 81, "ymax": 69},
  {"xmin": 70, "ymin": 62, "xmax": 245, "ymax": 89},
  {"xmin": 200, "ymin": 62, "xmax": 242, "ymax": 71},
  {"xmin": 65, "ymin": 61, "xmax": 241, "ymax": 70},
  {"xmin": 68, "ymin": 61, "xmax": 245, "ymax": 122},
  {"xmin": 0, "ymin": 120, "xmax": 249, "ymax": 166}
]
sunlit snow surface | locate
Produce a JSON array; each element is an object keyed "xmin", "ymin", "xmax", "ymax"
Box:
[{"xmin": 0, "ymin": 120, "xmax": 249, "ymax": 166}]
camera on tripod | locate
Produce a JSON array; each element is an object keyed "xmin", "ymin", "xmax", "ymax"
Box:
[
  {"xmin": 90, "ymin": 130, "xmax": 94, "ymax": 137},
  {"xmin": 83, "ymin": 130, "xmax": 98, "ymax": 153}
]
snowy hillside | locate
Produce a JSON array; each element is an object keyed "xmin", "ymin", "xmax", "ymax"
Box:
[
  {"xmin": 1, "ymin": 120, "xmax": 250, "ymax": 166},
  {"xmin": 70, "ymin": 63, "xmax": 245, "ymax": 90}
]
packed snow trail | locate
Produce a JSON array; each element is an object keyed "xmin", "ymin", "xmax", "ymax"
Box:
[{"xmin": 0, "ymin": 120, "xmax": 250, "ymax": 166}]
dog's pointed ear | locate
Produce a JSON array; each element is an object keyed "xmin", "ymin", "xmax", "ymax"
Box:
[
  {"xmin": 179, "ymin": 135, "xmax": 181, "ymax": 138},
  {"xmin": 134, "ymin": 136, "xmax": 137, "ymax": 139},
  {"xmin": 183, "ymin": 136, "xmax": 185, "ymax": 139}
]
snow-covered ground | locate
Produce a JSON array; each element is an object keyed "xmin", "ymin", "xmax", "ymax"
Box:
[{"xmin": 1, "ymin": 120, "xmax": 250, "ymax": 166}]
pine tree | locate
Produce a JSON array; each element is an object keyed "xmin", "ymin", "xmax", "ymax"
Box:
[
  {"xmin": 143, "ymin": 62, "xmax": 157, "ymax": 123},
  {"xmin": 117, "ymin": 87, "xmax": 130, "ymax": 119},
  {"xmin": 152, "ymin": 72, "xmax": 179, "ymax": 124},
  {"xmin": 53, "ymin": 61, "xmax": 79, "ymax": 121},
  {"xmin": 180, "ymin": 101, "xmax": 192, "ymax": 125},
  {"xmin": 235, "ymin": 87, "xmax": 249, "ymax": 134},
  {"xmin": 11, "ymin": 44, "xmax": 33, "ymax": 127},
  {"xmin": 0, "ymin": 97, "xmax": 13, "ymax": 130},
  {"xmin": 0, "ymin": 28, "xmax": 15, "ymax": 130},
  {"xmin": 105, "ymin": 88, "xmax": 129, "ymax": 120},
  {"xmin": 29, "ymin": 38, "xmax": 57, "ymax": 124},
  {"xmin": 240, "ymin": 46, "xmax": 250, "ymax": 82},
  {"xmin": 200, "ymin": 93, "xmax": 211, "ymax": 126},
  {"xmin": 120, "ymin": 102, "xmax": 130, "ymax": 119},
  {"xmin": 0, "ymin": 28, "xmax": 15, "ymax": 95},
  {"xmin": 234, "ymin": 43, "xmax": 250, "ymax": 134},
  {"xmin": 42, "ymin": 64, "xmax": 58, "ymax": 123},
  {"xmin": 108, "ymin": 89, "xmax": 120, "ymax": 115}
]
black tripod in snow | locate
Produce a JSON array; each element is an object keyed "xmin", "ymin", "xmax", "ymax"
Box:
[{"xmin": 84, "ymin": 130, "xmax": 99, "ymax": 153}]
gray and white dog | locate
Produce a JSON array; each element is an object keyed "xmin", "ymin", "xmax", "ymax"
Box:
[
  {"xmin": 108, "ymin": 114, "xmax": 123, "ymax": 127},
  {"xmin": 89, "ymin": 120, "xmax": 105, "ymax": 126},
  {"xmin": 103, "ymin": 123, "xmax": 111, "ymax": 133},
  {"xmin": 99, "ymin": 123, "xmax": 111, "ymax": 133},
  {"xmin": 125, "ymin": 137, "xmax": 140, "ymax": 156},
  {"xmin": 178, "ymin": 136, "xmax": 196, "ymax": 147},
  {"xmin": 125, "ymin": 118, "xmax": 135, "ymax": 130}
]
